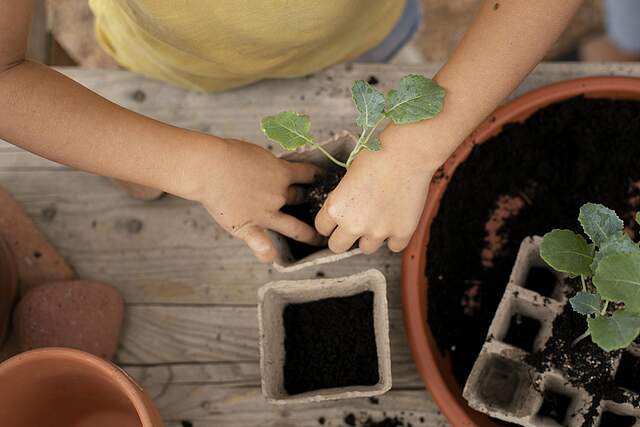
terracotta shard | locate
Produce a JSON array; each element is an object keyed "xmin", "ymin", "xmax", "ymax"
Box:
[
  {"xmin": 13, "ymin": 280, "xmax": 124, "ymax": 360},
  {"xmin": 0, "ymin": 187, "xmax": 74, "ymax": 293},
  {"xmin": 0, "ymin": 237, "xmax": 18, "ymax": 346}
]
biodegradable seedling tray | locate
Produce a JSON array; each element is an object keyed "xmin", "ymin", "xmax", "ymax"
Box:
[
  {"xmin": 258, "ymin": 269, "xmax": 392, "ymax": 404},
  {"xmin": 463, "ymin": 236, "xmax": 640, "ymax": 427},
  {"xmin": 271, "ymin": 131, "xmax": 361, "ymax": 272}
]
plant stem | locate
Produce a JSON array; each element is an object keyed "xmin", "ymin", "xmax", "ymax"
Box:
[
  {"xmin": 346, "ymin": 116, "xmax": 386, "ymax": 167},
  {"xmin": 571, "ymin": 329, "xmax": 591, "ymax": 347},
  {"xmin": 580, "ymin": 275, "xmax": 587, "ymax": 292},
  {"xmin": 313, "ymin": 143, "xmax": 348, "ymax": 168},
  {"xmin": 601, "ymin": 300, "xmax": 610, "ymax": 316}
]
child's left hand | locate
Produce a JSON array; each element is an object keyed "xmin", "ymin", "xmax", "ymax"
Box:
[{"xmin": 315, "ymin": 124, "xmax": 443, "ymax": 255}]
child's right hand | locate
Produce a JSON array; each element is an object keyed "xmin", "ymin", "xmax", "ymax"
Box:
[{"xmin": 185, "ymin": 137, "xmax": 323, "ymax": 262}]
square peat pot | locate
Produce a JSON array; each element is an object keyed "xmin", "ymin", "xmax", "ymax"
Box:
[
  {"xmin": 270, "ymin": 131, "xmax": 362, "ymax": 273},
  {"xmin": 257, "ymin": 269, "xmax": 392, "ymax": 404},
  {"xmin": 463, "ymin": 237, "xmax": 640, "ymax": 427}
]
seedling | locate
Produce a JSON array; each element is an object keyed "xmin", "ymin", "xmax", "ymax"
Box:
[
  {"xmin": 260, "ymin": 75, "xmax": 445, "ymax": 168},
  {"xmin": 540, "ymin": 203, "xmax": 640, "ymax": 351}
]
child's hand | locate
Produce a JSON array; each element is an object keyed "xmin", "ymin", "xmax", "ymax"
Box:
[
  {"xmin": 315, "ymin": 125, "xmax": 441, "ymax": 255},
  {"xmin": 191, "ymin": 138, "xmax": 323, "ymax": 262}
]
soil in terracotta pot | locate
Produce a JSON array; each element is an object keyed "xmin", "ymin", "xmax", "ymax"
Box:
[
  {"xmin": 425, "ymin": 96, "xmax": 640, "ymax": 422},
  {"xmin": 283, "ymin": 291, "xmax": 378, "ymax": 394},
  {"xmin": 281, "ymin": 169, "xmax": 345, "ymax": 260}
]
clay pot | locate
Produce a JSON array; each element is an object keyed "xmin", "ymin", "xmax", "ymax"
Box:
[
  {"xmin": 13, "ymin": 280, "xmax": 124, "ymax": 360},
  {"xmin": 0, "ymin": 347, "xmax": 164, "ymax": 427},
  {"xmin": 0, "ymin": 236, "xmax": 18, "ymax": 345},
  {"xmin": 401, "ymin": 76, "xmax": 640, "ymax": 427}
]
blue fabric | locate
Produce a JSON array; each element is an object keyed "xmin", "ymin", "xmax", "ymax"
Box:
[
  {"xmin": 605, "ymin": 0, "xmax": 640, "ymax": 52},
  {"xmin": 356, "ymin": 0, "xmax": 422, "ymax": 63}
]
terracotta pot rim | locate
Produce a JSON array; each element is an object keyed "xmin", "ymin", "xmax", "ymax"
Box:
[
  {"xmin": 401, "ymin": 76, "xmax": 640, "ymax": 427},
  {"xmin": 0, "ymin": 347, "xmax": 156, "ymax": 427}
]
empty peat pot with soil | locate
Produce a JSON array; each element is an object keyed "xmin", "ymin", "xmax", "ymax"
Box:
[
  {"xmin": 401, "ymin": 76, "xmax": 640, "ymax": 427},
  {"xmin": 258, "ymin": 269, "xmax": 391, "ymax": 403},
  {"xmin": 261, "ymin": 74, "xmax": 445, "ymax": 272},
  {"xmin": 0, "ymin": 348, "xmax": 164, "ymax": 427}
]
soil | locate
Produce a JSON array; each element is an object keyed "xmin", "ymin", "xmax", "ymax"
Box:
[
  {"xmin": 524, "ymin": 267, "xmax": 558, "ymax": 298},
  {"xmin": 425, "ymin": 96, "xmax": 640, "ymax": 426},
  {"xmin": 503, "ymin": 313, "xmax": 541, "ymax": 353},
  {"xmin": 537, "ymin": 389, "xmax": 571, "ymax": 424},
  {"xmin": 427, "ymin": 96, "xmax": 640, "ymax": 375},
  {"xmin": 281, "ymin": 169, "xmax": 345, "ymax": 260},
  {"xmin": 283, "ymin": 291, "xmax": 379, "ymax": 395}
]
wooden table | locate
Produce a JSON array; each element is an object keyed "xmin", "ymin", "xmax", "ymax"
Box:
[{"xmin": 2, "ymin": 62, "xmax": 639, "ymax": 427}]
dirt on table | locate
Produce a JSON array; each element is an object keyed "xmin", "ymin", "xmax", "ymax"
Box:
[
  {"xmin": 425, "ymin": 96, "xmax": 640, "ymax": 424},
  {"xmin": 283, "ymin": 291, "xmax": 378, "ymax": 395},
  {"xmin": 281, "ymin": 169, "xmax": 345, "ymax": 260}
]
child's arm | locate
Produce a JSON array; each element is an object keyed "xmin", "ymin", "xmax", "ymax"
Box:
[
  {"xmin": 0, "ymin": 1, "xmax": 321, "ymax": 262},
  {"xmin": 316, "ymin": 0, "xmax": 583, "ymax": 255}
]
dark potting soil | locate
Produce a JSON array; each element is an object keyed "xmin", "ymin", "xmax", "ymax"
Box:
[
  {"xmin": 537, "ymin": 389, "xmax": 571, "ymax": 424},
  {"xmin": 281, "ymin": 169, "xmax": 345, "ymax": 260},
  {"xmin": 343, "ymin": 414, "xmax": 406, "ymax": 427},
  {"xmin": 283, "ymin": 291, "xmax": 379, "ymax": 395},
  {"xmin": 425, "ymin": 96, "xmax": 640, "ymax": 425},
  {"xmin": 524, "ymin": 266, "xmax": 558, "ymax": 298},
  {"xmin": 614, "ymin": 351, "xmax": 640, "ymax": 395},
  {"xmin": 503, "ymin": 313, "xmax": 541, "ymax": 353}
]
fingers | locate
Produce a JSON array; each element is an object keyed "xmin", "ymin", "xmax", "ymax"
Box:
[
  {"xmin": 285, "ymin": 186, "xmax": 306, "ymax": 205},
  {"xmin": 287, "ymin": 161, "xmax": 322, "ymax": 184},
  {"xmin": 388, "ymin": 235, "xmax": 412, "ymax": 253},
  {"xmin": 359, "ymin": 235, "xmax": 385, "ymax": 255},
  {"xmin": 234, "ymin": 224, "xmax": 278, "ymax": 263},
  {"xmin": 315, "ymin": 202, "xmax": 337, "ymax": 236},
  {"xmin": 267, "ymin": 212, "xmax": 324, "ymax": 246},
  {"xmin": 328, "ymin": 226, "xmax": 359, "ymax": 253}
]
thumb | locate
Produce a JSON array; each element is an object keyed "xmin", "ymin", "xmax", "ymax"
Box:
[{"xmin": 235, "ymin": 224, "xmax": 278, "ymax": 263}]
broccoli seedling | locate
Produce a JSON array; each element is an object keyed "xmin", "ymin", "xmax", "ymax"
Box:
[
  {"xmin": 260, "ymin": 74, "xmax": 445, "ymax": 168},
  {"xmin": 540, "ymin": 203, "xmax": 640, "ymax": 352}
]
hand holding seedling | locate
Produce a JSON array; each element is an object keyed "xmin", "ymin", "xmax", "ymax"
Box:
[
  {"xmin": 197, "ymin": 138, "xmax": 323, "ymax": 262},
  {"xmin": 261, "ymin": 75, "xmax": 445, "ymax": 254},
  {"xmin": 541, "ymin": 203, "xmax": 640, "ymax": 351}
]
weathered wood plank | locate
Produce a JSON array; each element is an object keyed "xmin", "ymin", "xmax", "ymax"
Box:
[
  {"xmin": 118, "ymin": 306, "xmax": 421, "ymax": 385},
  {"xmin": 147, "ymin": 388, "xmax": 447, "ymax": 427},
  {"xmin": 124, "ymin": 358, "xmax": 423, "ymax": 391}
]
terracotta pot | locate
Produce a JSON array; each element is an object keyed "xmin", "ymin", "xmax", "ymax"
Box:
[
  {"xmin": 401, "ymin": 76, "xmax": 640, "ymax": 427},
  {"xmin": 0, "ymin": 236, "xmax": 18, "ymax": 345},
  {"xmin": 0, "ymin": 347, "xmax": 164, "ymax": 427}
]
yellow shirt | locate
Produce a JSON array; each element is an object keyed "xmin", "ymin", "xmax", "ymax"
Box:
[{"xmin": 89, "ymin": 0, "xmax": 405, "ymax": 91}]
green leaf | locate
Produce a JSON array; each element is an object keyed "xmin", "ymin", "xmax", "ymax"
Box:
[
  {"xmin": 260, "ymin": 112, "xmax": 314, "ymax": 151},
  {"xmin": 591, "ymin": 234, "xmax": 640, "ymax": 273},
  {"xmin": 593, "ymin": 253, "xmax": 640, "ymax": 312},
  {"xmin": 578, "ymin": 203, "xmax": 624, "ymax": 246},
  {"xmin": 386, "ymin": 75, "xmax": 445, "ymax": 124},
  {"xmin": 540, "ymin": 229, "xmax": 594, "ymax": 277},
  {"xmin": 365, "ymin": 137, "xmax": 381, "ymax": 152},
  {"xmin": 351, "ymin": 80, "xmax": 385, "ymax": 129},
  {"xmin": 588, "ymin": 310, "xmax": 640, "ymax": 351},
  {"xmin": 636, "ymin": 212, "xmax": 640, "ymax": 225},
  {"xmin": 570, "ymin": 292, "xmax": 602, "ymax": 315}
]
